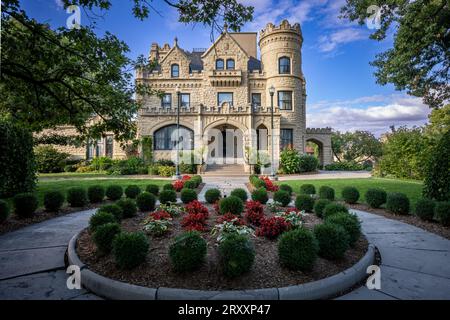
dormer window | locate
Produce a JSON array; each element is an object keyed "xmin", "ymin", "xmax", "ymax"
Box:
[
  {"xmin": 171, "ymin": 64, "xmax": 179, "ymax": 77},
  {"xmin": 226, "ymin": 59, "xmax": 235, "ymax": 70},
  {"xmin": 216, "ymin": 59, "xmax": 224, "ymax": 70},
  {"xmin": 278, "ymin": 57, "xmax": 290, "ymax": 74}
]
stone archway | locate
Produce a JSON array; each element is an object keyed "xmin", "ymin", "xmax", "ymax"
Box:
[
  {"xmin": 305, "ymin": 138, "xmax": 324, "ymax": 167},
  {"xmin": 205, "ymin": 123, "xmax": 244, "ymax": 165}
]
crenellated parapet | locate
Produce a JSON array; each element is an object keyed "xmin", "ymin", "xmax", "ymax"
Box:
[
  {"xmin": 259, "ymin": 20, "xmax": 302, "ymax": 43},
  {"xmin": 306, "ymin": 127, "xmax": 332, "ymax": 134}
]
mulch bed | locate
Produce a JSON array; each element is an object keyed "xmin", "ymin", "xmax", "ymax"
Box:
[
  {"xmin": 77, "ymin": 203, "xmax": 368, "ymax": 291},
  {"xmin": 348, "ymin": 203, "xmax": 450, "ymax": 240}
]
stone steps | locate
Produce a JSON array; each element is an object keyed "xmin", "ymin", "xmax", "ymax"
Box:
[{"xmin": 203, "ymin": 164, "xmax": 246, "ymax": 176}]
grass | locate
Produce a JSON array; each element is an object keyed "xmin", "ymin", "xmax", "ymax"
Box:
[
  {"xmin": 38, "ymin": 172, "xmax": 111, "ymax": 179},
  {"xmin": 278, "ymin": 178, "xmax": 423, "ymax": 207}
]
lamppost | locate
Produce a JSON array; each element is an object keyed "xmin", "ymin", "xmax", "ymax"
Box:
[
  {"xmin": 269, "ymin": 85, "xmax": 277, "ymax": 180},
  {"xmin": 174, "ymin": 85, "xmax": 181, "ymax": 180}
]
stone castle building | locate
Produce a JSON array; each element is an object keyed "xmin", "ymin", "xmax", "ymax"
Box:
[{"xmin": 135, "ymin": 20, "xmax": 332, "ymax": 173}]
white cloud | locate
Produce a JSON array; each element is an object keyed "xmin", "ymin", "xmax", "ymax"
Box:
[
  {"xmin": 318, "ymin": 28, "xmax": 366, "ymax": 52},
  {"xmin": 307, "ymin": 95, "xmax": 431, "ymax": 136},
  {"xmin": 54, "ymin": 0, "xmax": 64, "ymax": 10}
]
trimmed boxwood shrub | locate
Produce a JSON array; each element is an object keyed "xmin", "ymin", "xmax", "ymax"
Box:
[
  {"xmin": 145, "ymin": 184, "xmax": 159, "ymax": 196},
  {"xmin": 163, "ymin": 183, "xmax": 174, "ymax": 191},
  {"xmin": 386, "ymin": 193, "xmax": 410, "ymax": 215},
  {"xmin": 219, "ymin": 234, "xmax": 255, "ymax": 278},
  {"xmin": 253, "ymin": 178, "xmax": 266, "ymax": 189},
  {"xmin": 98, "ymin": 204, "xmax": 123, "ymax": 221},
  {"xmin": 169, "ymin": 231, "xmax": 207, "ymax": 272},
  {"xmin": 251, "ymin": 188, "xmax": 268, "ymax": 204},
  {"xmin": 67, "ymin": 187, "xmax": 87, "ymax": 207},
  {"xmin": 112, "ymin": 232, "xmax": 149, "ymax": 269},
  {"xmin": 0, "ymin": 200, "xmax": 11, "ymax": 223},
  {"xmin": 44, "ymin": 191, "xmax": 65, "ymax": 212},
  {"xmin": 326, "ymin": 212, "xmax": 361, "ymax": 246},
  {"xmin": 299, "ymin": 184, "xmax": 316, "ymax": 195},
  {"xmin": 13, "ymin": 193, "xmax": 38, "ymax": 218},
  {"xmin": 323, "ymin": 203, "xmax": 349, "ymax": 219},
  {"xmin": 93, "ymin": 222, "xmax": 121, "ymax": 254},
  {"xmin": 278, "ymin": 228, "xmax": 318, "ymax": 271},
  {"xmin": 105, "ymin": 185, "xmax": 123, "ymax": 201},
  {"xmin": 314, "ymin": 223, "xmax": 349, "ymax": 260},
  {"xmin": 87, "ymin": 185, "xmax": 105, "ymax": 203},
  {"xmin": 415, "ymin": 199, "xmax": 436, "ymax": 221},
  {"xmin": 274, "ymin": 190, "xmax": 291, "ymax": 207},
  {"xmin": 181, "ymin": 188, "xmax": 198, "ymax": 204},
  {"xmin": 191, "ymin": 175, "xmax": 202, "ymax": 187},
  {"xmin": 230, "ymin": 188, "xmax": 248, "ymax": 202},
  {"xmin": 342, "ymin": 186, "xmax": 360, "ymax": 204},
  {"xmin": 279, "ymin": 184, "xmax": 293, "ymax": 195},
  {"xmin": 116, "ymin": 198, "xmax": 137, "ymax": 218},
  {"xmin": 365, "ymin": 188, "xmax": 387, "ymax": 208},
  {"xmin": 125, "ymin": 185, "xmax": 141, "ymax": 199},
  {"xmin": 319, "ymin": 186, "xmax": 335, "ymax": 200},
  {"xmin": 295, "ymin": 194, "xmax": 315, "ymax": 212},
  {"xmin": 89, "ymin": 211, "xmax": 116, "ymax": 232},
  {"xmin": 435, "ymin": 202, "xmax": 450, "ymax": 226},
  {"xmin": 298, "ymin": 154, "xmax": 319, "ymax": 173},
  {"xmin": 183, "ymin": 180, "xmax": 197, "ymax": 189},
  {"xmin": 313, "ymin": 199, "xmax": 331, "ymax": 218},
  {"xmin": 136, "ymin": 192, "xmax": 156, "ymax": 211},
  {"xmin": 205, "ymin": 188, "xmax": 221, "ymax": 204},
  {"xmin": 219, "ymin": 196, "xmax": 244, "ymax": 215},
  {"xmin": 159, "ymin": 190, "xmax": 177, "ymax": 205}
]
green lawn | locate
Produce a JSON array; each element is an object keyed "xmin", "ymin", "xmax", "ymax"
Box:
[
  {"xmin": 38, "ymin": 172, "xmax": 110, "ymax": 179},
  {"xmin": 278, "ymin": 178, "xmax": 423, "ymax": 206}
]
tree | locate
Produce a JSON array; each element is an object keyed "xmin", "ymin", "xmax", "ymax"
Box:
[
  {"xmin": 331, "ymin": 131, "xmax": 382, "ymax": 163},
  {"xmin": 341, "ymin": 0, "xmax": 450, "ymax": 109},
  {"xmin": 425, "ymin": 104, "xmax": 450, "ymax": 139}
]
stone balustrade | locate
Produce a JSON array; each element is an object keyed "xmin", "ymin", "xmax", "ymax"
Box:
[{"xmin": 139, "ymin": 104, "xmax": 281, "ymax": 115}]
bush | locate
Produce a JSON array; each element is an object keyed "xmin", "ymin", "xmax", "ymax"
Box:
[
  {"xmin": 295, "ymin": 194, "xmax": 315, "ymax": 212},
  {"xmin": 435, "ymin": 202, "xmax": 450, "ymax": 226},
  {"xmin": 13, "ymin": 193, "xmax": 38, "ymax": 218},
  {"xmin": 112, "ymin": 232, "xmax": 149, "ymax": 269},
  {"xmin": 169, "ymin": 231, "xmax": 207, "ymax": 272},
  {"xmin": 319, "ymin": 186, "xmax": 335, "ymax": 200},
  {"xmin": 278, "ymin": 228, "xmax": 318, "ymax": 271},
  {"xmin": 136, "ymin": 192, "xmax": 156, "ymax": 211},
  {"xmin": 89, "ymin": 211, "xmax": 116, "ymax": 232},
  {"xmin": 93, "ymin": 222, "xmax": 121, "ymax": 254},
  {"xmin": 145, "ymin": 184, "xmax": 159, "ymax": 196},
  {"xmin": 326, "ymin": 212, "xmax": 361, "ymax": 246},
  {"xmin": 323, "ymin": 203, "xmax": 349, "ymax": 219},
  {"xmin": 279, "ymin": 149, "xmax": 301, "ymax": 174},
  {"xmin": 190, "ymin": 175, "xmax": 202, "ymax": 187},
  {"xmin": 244, "ymin": 200, "xmax": 265, "ymax": 226},
  {"xmin": 230, "ymin": 188, "xmax": 248, "ymax": 202},
  {"xmin": 314, "ymin": 223, "xmax": 349, "ymax": 260},
  {"xmin": 183, "ymin": 180, "xmax": 197, "ymax": 189},
  {"xmin": 205, "ymin": 188, "xmax": 221, "ymax": 204},
  {"xmin": 0, "ymin": 200, "xmax": 11, "ymax": 223},
  {"xmin": 159, "ymin": 190, "xmax": 177, "ymax": 205},
  {"xmin": 0, "ymin": 120, "xmax": 36, "ymax": 197},
  {"xmin": 219, "ymin": 234, "xmax": 255, "ymax": 278},
  {"xmin": 274, "ymin": 190, "xmax": 291, "ymax": 207},
  {"xmin": 251, "ymin": 188, "xmax": 268, "ymax": 204},
  {"xmin": 87, "ymin": 185, "xmax": 105, "ymax": 203},
  {"xmin": 298, "ymin": 155, "xmax": 319, "ymax": 173},
  {"xmin": 415, "ymin": 199, "xmax": 436, "ymax": 221},
  {"xmin": 279, "ymin": 184, "xmax": 293, "ymax": 195},
  {"xmin": 256, "ymin": 216, "xmax": 290, "ymax": 239},
  {"xmin": 163, "ymin": 183, "xmax": 175, "ymax": 191},
  {"xmin": 365, "ymin": 188, "xmax": 387, "ymax": 208},
  {"xmin": 219, "ymin": 196, "xmax": 244, "ymax": 215},
  {"xmin": 67, "ymin": 187, "xmax": 87, "ymax": 207},
  {"xmin": 299, "ymin": 184, "xmax": 316, "ymax": 195},
  {"xmin": 342, "ymin": 186, "xmax": 360, "ymax": 204},
  {"xmin": 125, "ymin": 185, "xmax": 141, "ymax": 199},
  {"xmin": 44, "ymin": 191, "xmax": 65, "ymax": 212},
  {"xmin": 157, "ymin": 165, "xmax": 176, "ymax": 177},
  {"xmin": 105, "ymin": 185, "xmax": 123, "ymax": 200},
  {"xmin": 34, "ymin": 145, "xmax": 68, "ymax": 173},
  {"xmin": 324, "ymin": 161, "xmax": 367, "ymax": 171},
  {"xmin": 313, "ymin": 199, "xmax": 332, "ymax": 218},
  {"xmin": 181, "ymin": 188, "xmax": 198, "ymax": 204},
  {"xmin": 386, "ymin": 193, "xmax": 410, "ymax": 215},
  {"xmin": 98, "ymin": 204, "xmax": 123, "ymax": 221},
  {"xmin": 90, "ymin": 156, "xmax": 114, "ymax": 171},
  {"xmin": 116, "ymin": 198, "xmax": 137, "ymax": 218}
]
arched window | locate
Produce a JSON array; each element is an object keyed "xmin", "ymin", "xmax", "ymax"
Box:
[
  {"xmin": 226, "ymin": 59, "xmax": 235, "ymax": 70},
  {"xmin": 278, "ymin": 56, "xmax": 290, "ymax": 74},
  {"xmin": 216, "ymin": 59, "xmax": 224, "ymax": 70},
  {"xmin": 154, "ymin": 125, "xmax": 194, "ymax": 151},
  {"xmin": 171, "ymin": 64, "xmax": 179, "ymax": 77}
]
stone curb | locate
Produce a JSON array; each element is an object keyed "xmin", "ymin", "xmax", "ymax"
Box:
[{"xmin": 67, "ymin": 231, "xmax": 376, "ymax": 300}]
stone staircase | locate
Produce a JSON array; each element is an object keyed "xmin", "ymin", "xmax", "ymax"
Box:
[{"xmin": 202, "ymin": 164, "xmax": 246, "ymax": 176}]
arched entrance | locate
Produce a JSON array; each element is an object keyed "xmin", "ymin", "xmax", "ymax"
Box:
[
  {"xmin": 205, "ymin": 123, "xmax": 244, "ymax": 165},
  {"xmin": 306, "ymin": 138, "xmax": 324, "ymax": 167}
]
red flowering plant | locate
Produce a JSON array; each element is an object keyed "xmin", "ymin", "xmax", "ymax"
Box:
[
  {"xmin": 142, "ymin": 209, "xmax": 172, "ymax": 236},
  {"xmin": 217, "ymin": 213, "xmax": 245, "ymax": 226},
  {"xmin": 150, "ymin": 209, "xmax": 172, "ymax": 220},
  {"xmin": 256, "ymin": 216, "xmax": 291, "ymax": 239},
  {"xmin": 182, "ymin": 175, "xmax": 191, "ymax": 181},
  {"xmin": 172, "ymin": 180, "xmax": 184, "ymax": 192},
  {"xmin": 182, "ymin": 200, "xmax": 209, "ymax": 232},
  {"xmin": 244, "ymin": 200, "xmax": 265, "ymax": 226},
  {"xmin": 259, "ymin": 176, "xmax": 279, "ymax": 192}
]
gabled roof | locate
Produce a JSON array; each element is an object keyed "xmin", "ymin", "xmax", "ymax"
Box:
[
  {"xmin": 159, "ymin": 43, "xmax": 190, "ymax": 65},
  {"xmin": 201, "ymin": 31, "xmax": 250, "ymax": 59}
]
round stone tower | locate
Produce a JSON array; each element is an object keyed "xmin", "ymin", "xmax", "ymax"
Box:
[{"xmin": 259, "ymin": 20, "xmax": 306, "ymax": 153}]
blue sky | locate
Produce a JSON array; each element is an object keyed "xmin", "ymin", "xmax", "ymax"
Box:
[{"xmin": 20, "ymin": 0, "xmax": 431, "ymax": 135}]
